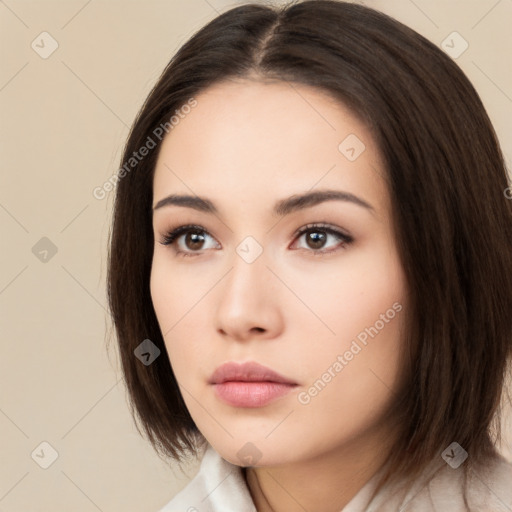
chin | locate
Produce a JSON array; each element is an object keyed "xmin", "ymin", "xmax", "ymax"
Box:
[{"xmin": 209, "ymin": 436, "xmax": 298, "ymax": 469}]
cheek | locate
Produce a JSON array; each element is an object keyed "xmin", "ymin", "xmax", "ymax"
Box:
[
  {"xmin": 290, "ymin": 241, "xmax": 406, "ymax": 351},
  {"xmin": 149, "ymin": 255, "xmax": 173, "ymax": 332},
  {"xmin": 150, "ymin": 253, "xmax": 219, "ymax": 388},
  {"xmin": 149, "ymin": 255, "xmax": 192, "ymax": 375},
  {"xmin": 294, "ymin": 307, "xmax": 405, "ymax": 449},
  {"xmin": 150, "ymin": 251, "xmax": 205, "ymax": 329},
  {"xmin": 294, "ymin": 243, "xmax": 406, "ymax": 408}
]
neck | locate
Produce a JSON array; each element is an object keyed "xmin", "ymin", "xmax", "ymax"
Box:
[{"xmin": 244, "ymin": 426, "xmax": 395, "ymax": 512}]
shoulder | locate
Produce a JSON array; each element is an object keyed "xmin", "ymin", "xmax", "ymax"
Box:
[
  {"xmin": 355, "ymin": 452, "xmax": 512, "ymax": 512},
  {"xmin": 400, "ymin": 453, "xmax": 512, "ymax": 512},
  {"xmin": 462, "ymin": 453, "xmax": 512, "ymax": 511},
  {"xmin": 156, "ymin": 444, "xmax": 257, "ymax": 512}
]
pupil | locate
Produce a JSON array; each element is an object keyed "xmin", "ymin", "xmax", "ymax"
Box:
[
  {"xmin": 308, "ymin": 231, "xmax": 325, "ymax": 249},
  {"xmin": 187, "ymin": 231, "xmax": 204, "ymax": 249}
]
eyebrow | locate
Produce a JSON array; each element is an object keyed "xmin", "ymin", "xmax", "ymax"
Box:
[{"xmin": 152, "ymin": 189, "xmax": 375, "ymax": 217}]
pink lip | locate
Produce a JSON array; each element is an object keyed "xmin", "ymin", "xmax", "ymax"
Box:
[{"xmin": 209, "ymin": 361, "xmax": 297, "ymax": 408}]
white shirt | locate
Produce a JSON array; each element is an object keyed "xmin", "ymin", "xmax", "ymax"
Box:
[{"xmin": 158, "ymin": 444, "xmax": 512, "ymax": 511}]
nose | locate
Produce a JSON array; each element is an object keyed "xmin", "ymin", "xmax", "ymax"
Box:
[{"xmin": 215, "ymin": 247, "xmax": 283, "ymax": 342}]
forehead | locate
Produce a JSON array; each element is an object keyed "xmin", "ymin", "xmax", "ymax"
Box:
[
  {"xmin": 157, "ymin": 78, "xmax": 367, "ymax": 159},
  {"xmin": 152, "ymin": 79, "xmax": 387, "ymax": 216}
]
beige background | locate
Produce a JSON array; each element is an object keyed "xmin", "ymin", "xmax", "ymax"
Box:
[{"xmin": 1, "ymin": 0, "xmax": 511, "ymax": 510}]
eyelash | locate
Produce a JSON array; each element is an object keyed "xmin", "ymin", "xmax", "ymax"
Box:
[{"xmin": 158, "ymin": 223, "xmax": 354, "ymax": 258}]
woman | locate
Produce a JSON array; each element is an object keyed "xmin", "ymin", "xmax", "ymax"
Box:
[{"xmin": 107, "ymin": 1, "xmax": 512, "ymax": 510}]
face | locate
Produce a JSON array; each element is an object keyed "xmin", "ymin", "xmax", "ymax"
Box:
[{"xmin": 150, "ymin": 79, "xmax": 407, "ymax": 468}]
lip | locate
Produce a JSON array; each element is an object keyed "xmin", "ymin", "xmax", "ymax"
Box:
[{"xmin": 209, "ymin": 361, "xmax": 298, "ymax": 408}]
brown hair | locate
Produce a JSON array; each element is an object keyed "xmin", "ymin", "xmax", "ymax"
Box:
[{"xmin": 107, "ymin": 0, "xmax": 512, "ymax": 505}]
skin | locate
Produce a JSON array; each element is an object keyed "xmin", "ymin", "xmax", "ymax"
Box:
[{"xmin": 150, "ymin": 78, "xmax": 408, "ymax": 511}]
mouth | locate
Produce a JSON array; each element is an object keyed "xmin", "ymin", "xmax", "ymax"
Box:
[{"xmin": 209, "ymin": 361, "xmax": 298, "ymax": 408}]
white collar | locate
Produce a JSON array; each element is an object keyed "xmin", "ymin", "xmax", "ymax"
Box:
[
  {"xmin": 158, "ymin": 443, "xmax": 512, "ymax": 511},
  {"xmin": 158, "ymin": 444, "xmax": 382, "ymax": 511}
]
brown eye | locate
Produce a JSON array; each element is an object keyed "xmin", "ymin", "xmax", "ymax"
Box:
[
  {"xmin": 304, "ymin": 230, "xmax": 328, "ymax": 249},
  {"xmin": 159, "ymin": 224, "xmax": 220, "ymax": 258},
  {"xmin": 292, "ymin": 224, "xmax": 353, "ymax": 255},
  {"xmin": 184, "ymin": 230, "xmax": 206, "ymax": 250}
]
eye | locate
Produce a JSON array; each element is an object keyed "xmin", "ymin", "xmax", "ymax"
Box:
[
  {"xmin": 158, "ymin": 224, "xmax": 220, "ymax": 258},
  {"xmin": 290, "ymin": 223, "xmax": 353, "ymax": 255},
  {"xmin": 158, "ymin": 222, "xmax": 353, "ymax": 258}
]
